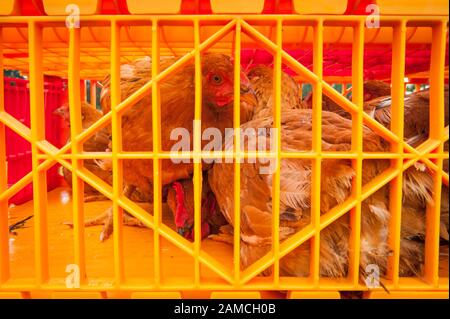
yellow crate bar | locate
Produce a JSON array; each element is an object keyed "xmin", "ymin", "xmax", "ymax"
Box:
[
  {"xmin": 233, "ymin": 19, "xmax": 242, "ymax": 286},
  {"xmin": 387, "ymin": 21, "xmax": 406, "ymax": 288},
  {"xmin": 34, "ymin": 150, "xmax": 435, "ymax": 161},
  {"xmin": 0, "ymin": 13, "xmax": 447, "ymax": 297},
  {"xmin": 424, "ymin": 20, "xmax": 447, "ymax": 287},
  {"xmin": 239, "ymin": 20, "xmax": 281, "ymax": 285},
  {"xmin": 111, "ymin": 20, "xmax": 125, "ymax": 286},
  {"xmin": 193, "ymin": 19, "xmax": 202, "ymax": 287},
  {"xmin": 28, "ymin": 21, "xmax": 49, "ymax": 285},
  {"xmin": 151, "ymin": 19, "xmax": 162, "ymax": 287},
  {"xmin": 271, "ymin": 18, "xmax": 282, "ymax": 287},
  {"xmin": 0, "ymin": 27, "xmax": 9, "ymax": 285},
  {"xmin": 68, "ymin": 25, "xmax": 87, "ymax": 284},
  {"xmin": 311, "ymin": 18, "xmax": 323, "ymax": 286},
  {"xmin": 348, "ymin": 20, "xmax": 364, "ymax": 286}
]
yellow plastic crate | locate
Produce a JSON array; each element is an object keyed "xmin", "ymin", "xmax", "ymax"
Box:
[
  {"xmin": 377, "ymin": 0, "xmax": 449, "ymax": 15},
  {"xmin": 0, "ymin": 5, "xmax": 448, "ymax": 299},
  {"xmin": 42, "ymin": 0, "xmax": 102, "ymax": 15},
  {"xmin": 126, "ymin": 0, "xmax": 182, "ymax": 14},
  {"xmin": 210, "ymin": 0, "xmax": 265, "ymax": 14},
  {"xmin": 292, "ymin": 0, "xmax": 348, "ymax": 15},
  {"xmin": 0, "ymin": 0, "xmax": 20, "ymax": 16}
]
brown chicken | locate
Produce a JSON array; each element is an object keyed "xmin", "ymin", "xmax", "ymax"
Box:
[
  {"xmin": 247, "ymin": 65, "xmax": 307, "ymax": 119},
  {"xmin": 164, "ymin": 64, "xmax": 302, "ymax": 239},
  {"xmin": 208, "ymin": 109, "xmax": 437, "ymax": 280},
  {"xmin": 54, "ymin": 102, "xmax": 112, "ymax": 202},
  {"xmin": 80, "ymin": 53, "xmax": 257, "ymax": 241},
  {"xmin": 100, "ymin": 56, "xmax": 153, "ymax": 115},
  {"xmin": 55, "ymin": 102, "xmax": 151, "ymax": 204},
  {"xmin": 364, "ymin": 85, "xmax": 449, "ymax": 147},
  {"xmin": 303, "ymin": 80, "xmax": 391, "ymax": 118},
  {"xmin": 364, "ymin": 85, "xmax": 449, "ymax": 243}
]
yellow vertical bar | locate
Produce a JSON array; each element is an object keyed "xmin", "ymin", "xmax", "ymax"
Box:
[
  {"xmin": 424, "ymin": 20, "xmax": 446, "ymax": 287},
  {"xmin": 111, "ymin": 21, "xmax": 124, "ymax": 285},
  {"xmin": 310, "ymin": 19, "xmax": 323, "ymax": 286},
  {"xmin": 348, "ymin": 20, "xmax": 364, "ymax": 286},
  {"xmin": 0, "ymin": 27, "xmax": 10, "ymax": 284},
  {"xmin": 233, "ymin": 19, "xmax": 241, "ymax": 286},
  {"xmin": 193, "ymin": 19, "xmax": 202, "ymax": 287},
  {"xmin": 387, "ymin": 21, "xmax": 406, "ymax": 288},
  {"xmin": 68, "ymin": 26, "xmax": 86, "ymax": 283},
  {"xmin": 28, "ymin": 21, "xmax": 49, "ymax": 285},
  {"xmin": 90, "ymin": 80, "xmax": 97, "ymax": 107},
  {"xmin": 271, "ymin": 18, "xmax": 282, "ymax": 286},
  {"xmin": 151, "ymin": 19, "xmax": 162, "ymax": 287}
]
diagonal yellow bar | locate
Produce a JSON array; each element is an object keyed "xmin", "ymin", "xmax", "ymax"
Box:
[
  {"xmin": 240, "ymin": 19, "xmax": 405, "ymax": 146},
  {"xmin": 241, "ymin": 164, "xmax": 405, "ymax": 285},
  {"xmin": 62, "ymin": 21, "xmax": 237, "ymax": 157},
  {"xmin": 0, "ymin": 111, "xmax": 32, "ymax": 143}
]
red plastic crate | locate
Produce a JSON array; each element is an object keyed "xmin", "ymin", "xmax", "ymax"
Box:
[{"xmin": 4, "ymin": 76, "xmax": 67, "ymax": 205}]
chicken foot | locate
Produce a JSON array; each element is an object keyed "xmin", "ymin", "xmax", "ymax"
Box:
[
  {"xmin": 84, "ymin": 194, "xmax": 109, "ymax": 202},
  {"xmin": 63, "ymin": 185, "xmax": 147, "ymax": 241},
  {"xmin": 64, "ymin": 206, "xmax": 146, "ymax": 241}
]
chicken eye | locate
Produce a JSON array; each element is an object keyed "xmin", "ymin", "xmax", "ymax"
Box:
[{"xmin": 211, "ymin": 74, "xmax": 223, "ymax": 85}]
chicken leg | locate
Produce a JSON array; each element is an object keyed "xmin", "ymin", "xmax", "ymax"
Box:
[{"xmin": 63, "ymin": 185, "xmax": 146, "ymax": 241}]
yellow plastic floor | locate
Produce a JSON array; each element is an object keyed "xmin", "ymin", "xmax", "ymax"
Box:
[
  {"xmin": 6, "ymin": 187, "xmax": 448, "ymax": 298},
  {"xmin": 8, "ymin": 188, "xmax": 235, "ymax": 289}
]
